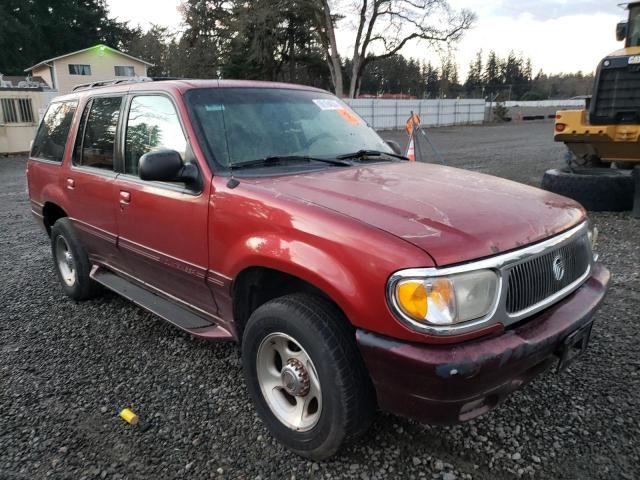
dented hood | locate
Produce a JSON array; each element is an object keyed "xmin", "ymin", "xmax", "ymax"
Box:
[{"xmin": 252, "ymin": 162, "xmax": 585, "ymax": 266}]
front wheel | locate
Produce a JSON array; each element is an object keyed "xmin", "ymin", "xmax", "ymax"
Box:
[{"xmin": 242, "ymin": 293, "xmax": 375, "ymax": 460}]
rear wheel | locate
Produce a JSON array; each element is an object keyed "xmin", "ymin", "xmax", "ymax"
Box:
[
  {"xmin": 50, "ymin": 218, "xmax": 101, "ymax": 300},
  {"xmin": 241, "ymin": 293, "xmax": 375, "ymax": 460}
]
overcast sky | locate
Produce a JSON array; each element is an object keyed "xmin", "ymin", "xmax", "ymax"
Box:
[{"xmin": 107, "ymin": 0, "xmax": 627, "ymax": 77}]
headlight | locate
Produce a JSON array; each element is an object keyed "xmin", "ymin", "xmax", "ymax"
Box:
[{"xmin": 390, "ymin": 270, "xmax": 499, "ymax": 329}]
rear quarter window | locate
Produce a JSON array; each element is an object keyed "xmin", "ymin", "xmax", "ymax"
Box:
[{"xmin": 30, "ymin": 101, "xmax": 78, "ymax": 163}]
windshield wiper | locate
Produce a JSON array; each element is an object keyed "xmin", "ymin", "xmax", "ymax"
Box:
[
  {"xmin": 232, "ymin": 155, "xmax": 352, "ymax": 170},
  {"xmin": 336, "ymin": 149, "xmax": 409, "ymax": 161}
]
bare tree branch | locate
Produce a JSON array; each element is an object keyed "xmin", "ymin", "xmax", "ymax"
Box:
[{"xmin": 314, "ymin": 0, "xmax": 475, "ymax": 97}]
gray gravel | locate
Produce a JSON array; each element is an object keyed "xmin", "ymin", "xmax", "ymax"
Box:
[{"xmin": 1, "ymin": 121, "xmax": 639, "ymax": 479}]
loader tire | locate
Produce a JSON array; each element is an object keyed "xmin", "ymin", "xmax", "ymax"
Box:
[{"xmin": 541, "ymin": 167, "xmax": 634, "ymax": 212}]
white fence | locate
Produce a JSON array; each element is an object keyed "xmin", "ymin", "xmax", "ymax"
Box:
[
  {"xmin": 344, "ymin": 99, "xmax": 486, "ymax": 130},
  {"xmin": 500, "ymin": 100, "xmax": 586, "ymax": 108}
]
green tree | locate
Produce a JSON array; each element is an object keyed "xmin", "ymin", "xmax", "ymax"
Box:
[
  {"xmin": 123, "ymin": 25, "xmax": 174, "ymax": 77},
  {"xmin": 175, "ymin": 0, "xmax": 233, "ymax": 78},
  {"xmin": 465, "ymin": 50, "xmax": 483, "ymax": 97},
  {"xmin": 439, "ymin": 59, "xmax": 461, "ymax": 98},
  {"xmin": 484, "ymin": 50, "xmax": 501, "ymax": 89},
  {"xmin": 0, "ymin": 0, "xmax": 133, "ymax": 75},
  {"xmin": 423, "ymin": 62, "xmax": 440, "ymax": 98},
  {"xmin": 225, "ymin": 0, "xmax": 327, "ymax": 84}
]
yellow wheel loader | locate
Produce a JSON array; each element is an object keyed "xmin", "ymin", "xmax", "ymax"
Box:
[
  {"xmin": 554, "ymin": 2, "xmax": 640, "ymax": 168},
  {"xmin": 544, "ymin": 2, "xmax": 640, "ymax": 214}
]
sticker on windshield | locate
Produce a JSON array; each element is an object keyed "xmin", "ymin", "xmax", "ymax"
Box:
[
  {"xmin": 204, "ymin": 104, "xmax": 225, "ymax": 112},
  {"xmin": 335, "ymin": 108, "xmax": 362, "ymax": 125},
  {"xmin": 313, "ymin": 99, "xmax": 342, "ymax": 110},
  {"xmin": 629, "ymin": 55, "xmax": 640, "ymax": 65}
]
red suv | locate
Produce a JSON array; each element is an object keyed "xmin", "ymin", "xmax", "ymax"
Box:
[{"xmin": 27, "ymin": 79, "xmax": 609, "ymax": 460}]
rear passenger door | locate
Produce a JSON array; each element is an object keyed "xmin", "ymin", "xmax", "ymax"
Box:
[
  {"xmin": 65, "ymin": 96, "xmax": 124, "ymax": 269},
  {"xmin": 114, "ymin": 94, "xmax": 215, "ymax": 316}
]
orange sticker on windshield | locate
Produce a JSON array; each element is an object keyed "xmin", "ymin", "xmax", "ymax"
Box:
[{"xmin": 335, "ymin": 108, "xmax": 362, "ymax": 125}]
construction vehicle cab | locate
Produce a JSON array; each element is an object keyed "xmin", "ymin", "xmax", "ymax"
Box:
[{"xmin": 555, "ymin": 2, "xmax": 640, "ymax": 167}]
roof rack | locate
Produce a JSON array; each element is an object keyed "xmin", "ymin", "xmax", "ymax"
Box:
[{"xmin": 71, "ymin": 76, "xmax": 154, "ymax": 92}]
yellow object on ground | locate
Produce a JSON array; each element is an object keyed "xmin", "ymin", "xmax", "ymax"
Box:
[{"xmin": 119, "ymin": 408, "xmax": 139, "ymax": 426}]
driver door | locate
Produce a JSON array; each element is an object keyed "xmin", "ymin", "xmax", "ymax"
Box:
[{"xmin": 114, "ymin": 93, "xmax": 215, "ymax": 315}]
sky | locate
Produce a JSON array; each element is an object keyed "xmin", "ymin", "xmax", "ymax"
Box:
[{"xmin": 106, "ymin": 0, "xmax": 628, "ymax": 77}]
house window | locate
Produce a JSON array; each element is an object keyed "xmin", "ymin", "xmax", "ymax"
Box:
[
  {"xmin": 1, "ymin": 98, "xmax": 35, "ymax": 123},
  {"xmin": 18, "ymin": 99, "xmax": 34, "ymax": 123},
  {"xmin": 68, "ymin": 64, "xmax": 92, "ymax": 75},
  {"xmin": 115, "ymin": 66, "xmax": 135, "ymax": 77}
]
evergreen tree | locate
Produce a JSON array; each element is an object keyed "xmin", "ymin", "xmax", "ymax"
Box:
[
  {"xmin": 0, "ymin": 0, "xmax": 133, "ymax": 74},
  {"xmin": 484, "ymin": 50, "xmax": 501, "ymax": 89},
  {"xmin": 123, "ymin": 25, "xmax": 174, "ymax": 77},
  {"xmin": 465, "ymin": 50, "xmax": 483, "ymax": 97},
  {"xmin": 424, "ymin": 62, "xmax": 440, "ymax": 98}
]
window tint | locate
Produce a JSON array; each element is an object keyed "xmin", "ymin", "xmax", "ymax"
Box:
[
  {"xmin": 68, "ymin": 64, "xmax": 91, "ymax": 75},
  {"xmin": 74, "ymin": 97, "xmax": 122, "ymax": 170},
  {"xmin": 115, "ymin": 66, "xmax": 135, "ymax": 77},
  {"xmin": 31, "ymin": 101, "xmax": 77, "ymax": 162},
  {"xmin": 125, "ymin": 95, "xmax": 187, "ymax": 175}
]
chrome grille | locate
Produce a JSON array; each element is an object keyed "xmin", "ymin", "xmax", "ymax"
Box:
[{"xmin": 505, "ymin": 235, "xmax": 591, "ymax": 315}]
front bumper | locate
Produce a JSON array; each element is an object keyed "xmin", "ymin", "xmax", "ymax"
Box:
[{"xmin": 357, "ymin": 262, "xmax": 610, "ymax": 425}]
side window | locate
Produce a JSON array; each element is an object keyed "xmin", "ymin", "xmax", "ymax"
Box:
[
  {"xmin": 31, "ymin": 101, "xmax": 78, "ymax": 162},
  {"xmin": 74, "ymin": 97, "xmax": 122, "ymax": 170},
  {"xmin": 125, "ymin": 95, "xmax": 187, "ymax": 175}
]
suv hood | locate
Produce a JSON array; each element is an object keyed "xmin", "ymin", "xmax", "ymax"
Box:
[{"xmin": 251, "ymin": 162, "xmax": 585, "ymax": 266}]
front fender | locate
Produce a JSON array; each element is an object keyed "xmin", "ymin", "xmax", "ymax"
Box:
[
  {"xmin": 208, "ymin": 182, "xmax": 435, "ymax": 342},
  {"xmin": 224, "ymin": 232, "xmax": 361, "ymax": 322}
]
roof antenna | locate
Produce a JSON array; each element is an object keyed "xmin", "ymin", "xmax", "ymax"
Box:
[{"xmin": 219, "ymin": 78, "xmax": 239, "ymax": 189}]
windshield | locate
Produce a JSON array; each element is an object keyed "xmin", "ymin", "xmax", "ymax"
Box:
[
  {"xmin": 186, "ymin": 87, "xmax": 392, "ymax": 168},
  {"xmin": 629, "ymin": 6, "xmax": 640, "ymax": 47}
]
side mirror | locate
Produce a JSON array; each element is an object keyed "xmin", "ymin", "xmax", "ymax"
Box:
[
  {"xmin": 139, "ymin": 149, "xmax": 199, "ymax": 187},
  {"xmin": 385, "ymin": 139, "xmax": 403, "ymax": 155},
  {"xmin": 616, "ymin": 22, "xmax": 627, "ymax": 42},
  {"xmin": 139, "ymin": 149, "xmax": 183, "ymax": 182}
]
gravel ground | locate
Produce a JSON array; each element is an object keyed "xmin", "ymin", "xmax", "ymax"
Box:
[{"xmin": 1, "ymin": 121, "xmax": 639, "ymax": 480}]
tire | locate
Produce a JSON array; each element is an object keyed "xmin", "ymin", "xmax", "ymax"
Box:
[
  {"xmin": 241, "ymin": 293, "xmax": 375, "ymax": 460},
  {"xmin": 541, "ymin": 167, "xmax": 634, "ymax": 212},
  {"xmin": 50, "ymin": 218, "xmax": 101, "ymax": 300},
  {"xmin": 583, "ymin": 155, "xmax": 611, "ymax": 168},
  {"xmin": 614, "ymin": 161, "xmax": 637, "ymax": 170}
]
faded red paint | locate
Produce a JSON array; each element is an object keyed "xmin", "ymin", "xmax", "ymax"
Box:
[
  {"xmin": 27, "ymin": 79, "xmax": 610, "ymax": 427},
  {"xmin": 245, "ymin": 162, "xmax": 586, "ymax": 266}
]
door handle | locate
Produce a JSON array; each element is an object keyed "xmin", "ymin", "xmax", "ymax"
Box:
[
  {"xmin": 66, "ymin": 178, "xmax": 75, "ymax": 190},
  {"xmin": 119, "ymin": 190, "xmax": 131, "ymax": 207}
]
